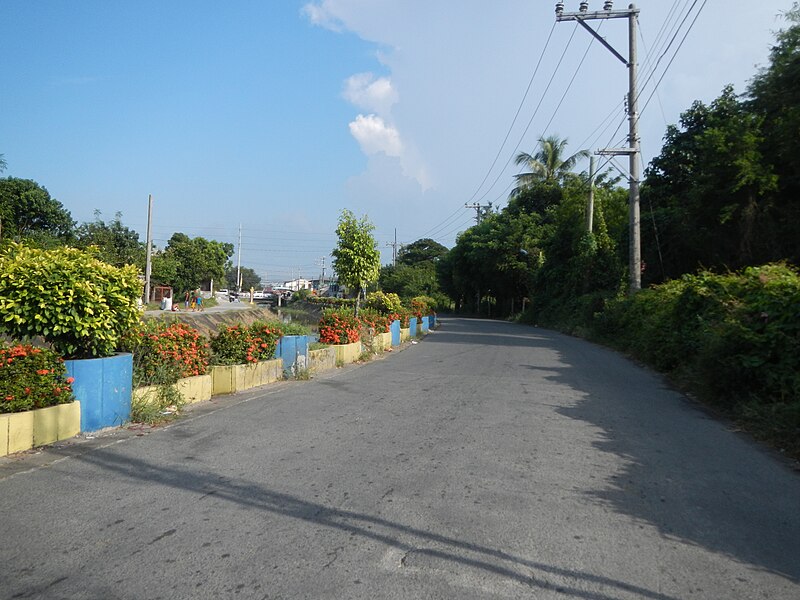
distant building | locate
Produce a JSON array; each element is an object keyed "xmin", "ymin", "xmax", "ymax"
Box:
[{"xmin": 282, "ymin": 278, "xmax": 312, "ymax": 291}]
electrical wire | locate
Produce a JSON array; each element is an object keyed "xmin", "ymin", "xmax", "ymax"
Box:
[{"xmin": 464, "ymin": 21, "xmax": 558, "ymax": 205}]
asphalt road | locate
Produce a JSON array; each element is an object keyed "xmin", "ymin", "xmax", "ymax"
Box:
[{"xmin": 1, "ymin": 318, "xmax": 798, "ymax": 599}]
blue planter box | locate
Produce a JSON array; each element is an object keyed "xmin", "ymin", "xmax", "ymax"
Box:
[
  {"xmin": 421, "ymin": 316, "xmax": 429, "ymax": 333},
  {"xmin": 429, "ymin": 314, "xmax": 436, "ymax": 329},
  {"xmin": 409, "ymin": 317, "xmax": 418, "ymax": 337},
  {"xmin": 390, "ymin": 320, "xmax": 401, "ymax": 346},
  {"xmin": 65, "ymin": 353, "xmax": 132, "ymax": 432},
  {"xmin": 276, "ymin": 335, "xmax": 309, "ymax": 373}
]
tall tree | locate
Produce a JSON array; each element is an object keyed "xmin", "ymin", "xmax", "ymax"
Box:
[
  {"xmin": 331, "ymin": 209, "xmax": 380, "ymax": 316},
  {"xmin": 74, "ymin": 211, "xmax": 144, "ymax": 268},
  {"xmin": 397, "ymin": 238, "xmax": 448, "ymax": 267},
  {"xmin": 159, "ymin": 233, "xmax": 234, "ymax": 293},
  {"xmin": 512, "ymin": 135, "xmax": 589, "ymax": 195},
  {"xmin": 224, "ymin": 266, "xmax": 261, "ymax": 290},
  {"xmin": 0, "ymin": 177, "xmax": 75, "ymax": 243},
  {"xmin": 747, "ymin": 3, "xmax": 800, "ymax": 264}
]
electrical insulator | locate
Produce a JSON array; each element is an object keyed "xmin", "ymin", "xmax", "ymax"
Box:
[
  {"xmin": 604, "ymin": 1, "xmax": 614, "ymax": 10},
  {"xmin": 579, "ymin": 1, "xmax": 589, "ymax": 11},
  {"xmin": 555, "ymin": 2, "xmax": 564, "ymax": 15}
]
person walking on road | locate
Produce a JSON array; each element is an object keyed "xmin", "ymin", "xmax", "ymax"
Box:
[{"xmin": 184, "ymin": 290, "xmax": 190, "ymax": 310}]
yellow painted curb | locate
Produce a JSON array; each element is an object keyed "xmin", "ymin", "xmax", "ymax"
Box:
[
  {"xmin": 400, "ymin": 328, "xmax": 410, "ymax": 342},
  {"xmin": 334, "ymin": 341, "xmax": 362, "ymax": 365},
  {"xmin": 176, "ymin": 374, "xmax": 213, "ymax": 404},
  {"xmin": 7, "ymin": 410, "xmax": 33, "ymax": 455},
  {"xmin": 309, "ymin": 347, "xmax": 335, "ymax": 373}
]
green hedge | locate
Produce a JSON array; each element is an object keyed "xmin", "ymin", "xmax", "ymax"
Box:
[{"xmin": 596, "ymin": 263, "xmax": 800, "ymax": 456}]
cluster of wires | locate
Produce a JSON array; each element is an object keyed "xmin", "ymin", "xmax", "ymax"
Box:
[{"xmin": 421, "ymin": 0, "xmax": 707, "ymax": 245}]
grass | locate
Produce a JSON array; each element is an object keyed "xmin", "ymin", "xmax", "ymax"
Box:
[{"xmin": 130, "ymin": 383, "xmax": 184, "ymax": 426}]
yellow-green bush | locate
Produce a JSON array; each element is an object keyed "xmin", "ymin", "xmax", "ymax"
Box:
[{"xmin": 0, "ymin": 243, "xmax": 141, "ymax": 358}]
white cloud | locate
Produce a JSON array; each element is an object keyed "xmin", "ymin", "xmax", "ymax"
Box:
[
  {"xmin": 348, "ymin": 114, "xmax": 403, "ymax": 157},
  {"xmin": 300, "ymin": 2, "xmax": 344, "ymax": 32},
  {"xmin": 343, "ymin": 73, "xmax": 397, "ymax": 116}
]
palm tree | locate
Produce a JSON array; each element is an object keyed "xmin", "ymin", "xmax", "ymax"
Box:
[{"xmin": 511, "ymin": 135, "xmax": 589, "ymax": 196}]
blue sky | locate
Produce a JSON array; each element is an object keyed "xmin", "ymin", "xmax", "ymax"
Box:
[{"xmin": 1, "ymin": 1, "xmax": 793, "ymax": 283}]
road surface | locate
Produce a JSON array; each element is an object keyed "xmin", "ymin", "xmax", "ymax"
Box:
[{"xmin": 1, "ymin": 317, "xmax": 798, "ymax": 599}]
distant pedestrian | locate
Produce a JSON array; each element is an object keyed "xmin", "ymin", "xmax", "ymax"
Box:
[
  {"xmin": 190, "ymin": 290, "xmax": 197, "ymax": 311},
  {"xmin": 184, "ymin": 290, "xmax": 190, "ymax": 309},
  {"xmin": 195, "ymin": 293, "xmax": 203, "ymax": 311}
]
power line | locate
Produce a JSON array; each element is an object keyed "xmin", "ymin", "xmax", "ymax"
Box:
[
  {"xmin": 465, "ymin": 21, "xmax": 558, "ymax": 205},
  {"xmin": 473, "ymin": 23, "xmax": 581, "ymax": 205}
]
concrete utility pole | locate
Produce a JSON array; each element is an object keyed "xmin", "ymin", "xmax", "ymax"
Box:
[
  {"xmin": 556, "ymin": 1, "xmax": 641, "ymax": 291},
  {"xmin": 465, "ymin": 202, "xmax": 491, "ymax": 225},
  {"xmin": 236, "ymin": 224, "xmax": 242, "ymax": 294},
  {"xmin": 386, "ymin": 228, "xmax": 400, "ymax": 267},
  {"xmin": 144, "ymin": 194, "xmax": 153, "ymax": 304},
  {"xmin": 587, "ymin": 155, "xmax": 596, "ymax": 232}
]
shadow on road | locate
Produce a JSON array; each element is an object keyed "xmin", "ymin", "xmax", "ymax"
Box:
[
  {"xmin": 426, "ymin": 318, "xmax": 800, "ymax": 584},
  {"xmin": 62, "ymin": 447, "xmax": 680, "ymax": 600}
]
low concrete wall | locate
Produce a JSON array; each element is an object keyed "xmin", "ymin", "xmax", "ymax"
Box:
[
  {"xmin": 176, "ymin": 374, "xmax": 213, "ymax": 404},
  {"xmin": 334, "ymin": 341, "xmax": 362, "ymax": 365},
  {"xmin": 308, "ymin": 347, "xmax": 336, "ymax": 373},
  {"xmin": 1, "ymin": 402, "xmax": 81, "ymax": 457},
  {"xmin": 208, "ymin": 359, "xmax": 283, "ymax": 395},
  {"xmin": 400, "ymin": 328, "xmax": 410, "ymax": 342}
]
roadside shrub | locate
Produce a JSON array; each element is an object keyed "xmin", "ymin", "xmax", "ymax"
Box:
[
  {"xmin": 306, "ymin": 296, "xmax": 355, "ymax": 308},
  {"xmin": 0, "ymin": 344, "xmax": 75, "ymax": 413},
  {"xmin": 210, "ymin": 321, "xmax": 282, "ymax": 365},
  {"xmin": 364, "ymin": 291, "xmax": 402, "ymax": 314},
  {"xmin": 410, "ymin": 296, "xmax": 436, "ymax": 318},
  {"xmin": 388, "ymin": 308, "xmax": 412, "ymax": 328},
  {"xmin": 0, "ymin": 243, "xmax": 141, "ymax": 358},
  {"xmin": 120, "ymin": 320, "xmax": 210, "ymax": 387},
  {"xmin": 358, "ymin": 308, "xmax": 392, "ymax": 334},
  {"xmin": 318, "ymin": 309, "xmax": 360, "ymax": 344}
]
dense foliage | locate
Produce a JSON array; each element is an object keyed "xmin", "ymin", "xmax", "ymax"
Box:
[
  {"xmin": 0, "ymin": 344, "xmax": 75, "ymax": 413},
  {"xmin": 210, "ymin": 321, "xmax": 282, "ymax": 365},
  {"xmin": 0, "ymin": 243, "xmax": 141, "ymax": 358},
  {"xmin": 597, "ymin": 264, "xmax": 800, "ymax": 456},
  {"xmin": 120, "ymin": 320, "xmax": 210, "ymax": 387},
  {"xmin": 318, "ymin": 309, "xmax": 361, "ymax": 345}
]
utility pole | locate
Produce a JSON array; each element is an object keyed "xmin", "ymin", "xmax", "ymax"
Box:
[
  {"xmin": 465, "ymin": 202, "xmax": 491, "ymax": 225},
  {"xmin": 144, "ymin": 194, "xmax": 153, "ymax": 304},
  {"xmin": 587, "ymin": 155, "xmax": 596, "ymax": 232},
  {"xmin": 236, "ymin": 224, "xmax": 242, "ymax": 294},
  {"xmin": 386, "ymin": 229, "xmax": 401, "ymax": 267},
  {"xmin": 556, "ymin": 1, "xmax": 641, "ymax": 291}
]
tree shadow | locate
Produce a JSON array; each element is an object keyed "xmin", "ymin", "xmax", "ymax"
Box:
[
  {"xmin": 436, "ymin": 318, "xmax": 800, "ymax": 583},
  {"xmin": 60, "ymin": 447, "xmax": 681, "ymax": 600}
]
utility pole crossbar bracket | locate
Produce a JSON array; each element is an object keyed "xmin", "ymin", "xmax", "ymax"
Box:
[
  {"xmin": 556, "ymin": 2, "xmax": 642, "ymax": 292},
  {"xmin": 596, "ymin": 148, "xmax": 636, "ymax": 155}
]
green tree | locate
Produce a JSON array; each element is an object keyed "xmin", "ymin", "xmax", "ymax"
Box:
[
  {"xmin": 397, "ymin": 238, "xmax": 448, "ymax": 266},
  {"xmin": 0, "ymin": 177, "xmax": 75, "ymax": 243},
  {"xmin": 747, "ymin": 3, "xmax": 800, "ymax": 264},
  {"xmin": 224, "ymin": 266, "xmax": 261, "ymax": 290},
  {"xmin": 512, "ymin": 135, "xmax": 589, "ymax": 194},
  {"xmin": 643, "ymin": 87, "xmax": 778, "ymax": 281},
  {"xmin": 157, "ymin": 233, "xmax": 234, "ymax": 293},
  {"xmin": 74, "ymin": 211, "xmax": 145, "ymax": 268},
  {"xmin": 331, "ymin": 209, "xmax": 380, "ymax": 316}
]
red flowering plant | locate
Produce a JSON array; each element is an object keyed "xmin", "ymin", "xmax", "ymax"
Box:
[
  {"xmin": 358, "ymin": 308, "xmax": 392, "ymax": 334},
  {"xmin": 121, "ymin": 320, "xmax": 210, "ymax": 387},
  {"xmin": 388, "ymin": 308, "xmax": 412, "ymax": 328},
  {"xmin": 318, "ymin": 309, "xmax": 361, "ymax": 345},
  {"xmin": 210, "ymin": 321, "xmax": 282, "ymax": 365},
  {"xmin": 0, "ymin": 344, "xmax": 75, "ymax": 414}
]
